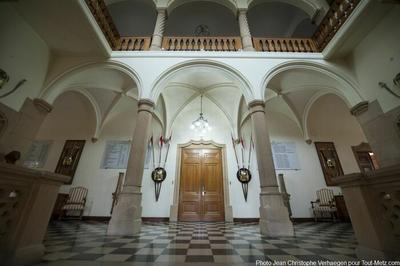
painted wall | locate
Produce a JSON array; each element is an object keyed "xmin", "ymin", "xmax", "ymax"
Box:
[
  {"xmin": 350, "ymin": 6, "xmax": 400, "ymax": 113},
  {"xmin": 0, "ymin": 3, "xmax": 50, "ymax": 111},
  {"xmin": 33, "ymin": 89, "xmax": 366, "ymax": 219}
]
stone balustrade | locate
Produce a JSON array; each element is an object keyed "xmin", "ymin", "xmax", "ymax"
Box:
[
  {"xmin": 253, "ymin": 38, "xmax": 318, "ymax": 53},
  {"xmin": 161, "ymin": 36, "xmax": 243, "ymax": 52},
  {"xmin": 332, "ymin": 164, "xmax": 400, "ymax": 259},
  {"xmin": 117, "ymin": 37, "xmax": 152, "ymax": 51},
  {"xmin": 0, "ymin": 163, "xmax": 70, "ymax": 265},
  {"xmin": 85, "ymin": 0, "xmax": 360, "ymax": 53}
]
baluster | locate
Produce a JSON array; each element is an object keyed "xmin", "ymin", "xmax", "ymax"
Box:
[
  {"xmin": 176, "ymin": 38, "xmax": 182, "ymax": 51},
  {"xmin": 211, "ymin": 39, "xmax": 216, "ymax": 51},
  {"xmin": 266, "ymin": 40, "xmax": 272, "ymax": 52},
  {"xmin": 181, "ymin": 38, "xmax": 187, "ymax": 51},
  {"xmin": 275, "ymin": 40, "xmax": 281, "ymax": 52},
  {"xmin": 190, "ymin": 38, "xmax": 195, "ymax": 51},
  {"xmin": 228, "ymin": 39, "xmax": 234, "ymax": 51},
  {"xmin": 194, "ymin": 38, "xmax": 200, "ymax": 51},
  {"xmin": 293, "ymin": 40, "xmax": 300, "ymax": 52},
  {"xmin": 169, "ymin": 39, "xmax": 175, "ymax": 51},
  {"xmin": 304, "ymin": 40, "xmax": 311, "ymax": 52},
  {"xmin": 299, "ymin": 40, "xmax": 305, "ymax": 52},
  {"xmin": 281, "ymin": 40, "xmax": 287, "ymax": 52},
  {"xmin": 287, "ymin": 40, "xmax": 293, "ymax": 52},
  {"xmin": 221, "ymin": 39, "xmax": 227, "ymax": 51},
  {"xmin": 199, "ymin": 39, "xmax": 205, "ymax": 50}
]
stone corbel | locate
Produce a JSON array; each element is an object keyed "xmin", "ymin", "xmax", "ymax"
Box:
[
  {"xmin": 350, "ymin": 101, "xmax": 369, "ymax": 117},
  {"xmin": 33, "ymin": 98, "xmax": 53, "ymax": 113}
]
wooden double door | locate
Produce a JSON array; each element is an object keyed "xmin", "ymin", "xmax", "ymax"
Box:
[{"xmin": 178, "ymin": 148, "xmax": 225, "ymax": 222}]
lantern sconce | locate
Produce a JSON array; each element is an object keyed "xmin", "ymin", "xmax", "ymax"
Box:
[
  {"xmin": 378, "ymin": 72, "xmax": 400, "ymax": 99},
  {"xmin": 0, "ymin": 68, "xmax": 27, "ymax": 99}
]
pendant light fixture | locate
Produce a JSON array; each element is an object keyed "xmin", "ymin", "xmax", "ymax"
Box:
[{"xmin": 190, "ymin": 94, "xmax": 211, "ymax": 135}]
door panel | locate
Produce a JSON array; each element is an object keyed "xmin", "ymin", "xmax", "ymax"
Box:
[
  {"xmin": 178, "ymin": 149, "xmax": 202, "ymax": 221},
  {"xmin": 178, "ymin": 148, "xmax": 224, "ymax": 222}
]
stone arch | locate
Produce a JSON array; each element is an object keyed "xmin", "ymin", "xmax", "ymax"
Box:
[
  {"xmin": 150, "ymin": 59, "xmax": 255, "ymax": 104},
  {"xmin": 40, "ymin": 60, "xmax": 142, "ymax": 105},
  {"xmin": 260, "ymin": 60, "xmax": 364, "ymax": 107},
  {"xmin": 167, "ymin": 0, "xmax": 237, "ymax": 16},
  {"xmin": 248, "ymin": 0, "xmax": 328, "ymax": 22}
]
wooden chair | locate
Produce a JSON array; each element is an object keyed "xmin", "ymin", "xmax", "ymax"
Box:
[
  {"xmin": 59, "ymin": 186, "xmax": 88, "ymax": 220},
  {"xmin": 311, "ymin": 188, "xmax": 337, "ymax": 222}
]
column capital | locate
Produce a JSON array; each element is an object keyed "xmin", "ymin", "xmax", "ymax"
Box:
[
  {"xmin": 138, "ymin": 99, "xmax": 155, "ymax": 113},
  {"xmin": 33, "ymin": 98, "xmax": 52, "ymax": 113},
  {"xmin": 248, "ymin": 100, "xmax": 265, "ymax": 110},
  {"xmin": 350, "ymin": 101, "xmax": 369, "ymax": 117}
]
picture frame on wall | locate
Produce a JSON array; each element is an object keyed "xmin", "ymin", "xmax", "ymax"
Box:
[
  {"xmin": 55, "ymin": 140, "xmax": 86, "ymax": 184},
  {"xmin": 314, "ymin": 141, "xmax": 344, "ymax": 186}
]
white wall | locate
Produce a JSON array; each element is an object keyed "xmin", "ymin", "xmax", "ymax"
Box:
[
  {"xmin": 0, "ymin": 3, "xmax": 50, "ymax": 111},
  {"xmin": 34, "ymin": 89, "xmax": 366, "ymax": 219},
  {"xmin": 350, "ymin": 6, "xmax": 400, "ymax": 113}
]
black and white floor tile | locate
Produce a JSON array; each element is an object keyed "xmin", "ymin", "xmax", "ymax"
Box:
[{"xmin": 40, "ymin": 221, "xmax": 358, "ymax": 264}]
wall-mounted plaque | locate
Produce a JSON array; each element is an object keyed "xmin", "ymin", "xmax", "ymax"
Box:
[
  {"xmin": 55, "ymin": 140, "xmax": 86, "ymax": 184},
  {"xmin": 101, "ymin": 140, "xmax": 131, "ymax": 169},
  {"xmin": 314, "ymin": 142, "xmax": 344, "ymax": 186},
  {"xmin": 272, "ymin": 141, "xmax": 300, "ymax": 170},
  {"xmin": 23, "ymin": 140, "xmax": 52, "ymax": 168}
]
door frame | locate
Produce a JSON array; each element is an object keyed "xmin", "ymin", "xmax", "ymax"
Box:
[{"xmin": 169, "ymin": 140, "xmax": 233, "ymax": 222}]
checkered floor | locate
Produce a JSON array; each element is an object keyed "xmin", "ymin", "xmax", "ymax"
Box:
[{"xmin": 40, "ymin": 220, "xmax": 358, "ymax": 264}]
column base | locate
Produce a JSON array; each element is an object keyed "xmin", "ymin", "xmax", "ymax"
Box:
[
  {"xmin": 169, "ymin": 204, "xmax": 179, "ymax": 222},
  {"xmin": 259, "ymin": 192, "xmax": 294, "ymax": 237},
  {"xmin": 243, "ymin": 46, "xmax": 255, "ymax": 51},
  {"xmin": 107, "ymin": 188, "xmax": 142, "ymax": 236}
]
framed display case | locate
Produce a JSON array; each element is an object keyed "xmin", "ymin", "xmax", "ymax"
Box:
[
  {"xmin": 314, "ymin": 142, "xmax": 344, "ymax": 186},
  {"xmin": 55, "ymin": 140, "xmax": 86, "ymax": 184}
]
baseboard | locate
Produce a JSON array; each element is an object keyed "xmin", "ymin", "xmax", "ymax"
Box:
[
  {"xmin": 292, "ymin": 217, "xmax": 314, "ymax": 223},
  {"xmin": 142, "ymin": 217, "xmax": 169, "ymax": 222},
  {"xmin": 233, "ymin": 218, "xmax": 259, "ymax": 223},
  {"xmin": 82, "ymin": 216, "xmax": 110, "ymax": 222}
]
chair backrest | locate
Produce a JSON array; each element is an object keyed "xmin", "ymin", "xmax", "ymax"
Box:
[
  {"xmin": 316, "ymin": 188, "xmax": 334, "ymax": 205},
  {"xmin": 67, "ymin": 186, "xmax": 88, "ymax": 204}
]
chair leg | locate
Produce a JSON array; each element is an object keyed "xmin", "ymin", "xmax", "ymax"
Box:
[{"xmin": 79, "ymin": 210, "xmax": 83, "ymax": 220}]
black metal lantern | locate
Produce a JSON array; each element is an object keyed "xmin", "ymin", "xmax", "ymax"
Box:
[
  {"xmin": 236, "ymin": 167, "xmax": 251, "ymax": 201},
  {"xmin": 151, "ymin": 167, "xmax": 166, "ymax": 201}
]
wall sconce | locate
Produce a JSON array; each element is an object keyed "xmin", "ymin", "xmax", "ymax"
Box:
[
  {"xmin": 0, "ymin": 68, "xmax": 27, "ymax": 99},
  {"xmin": 378, "ymin": 72, "xmax": 400, "ymax": 99},
  {"xmin": 0, "ymin": 68, "xmax": 9, "ymax": 89}
]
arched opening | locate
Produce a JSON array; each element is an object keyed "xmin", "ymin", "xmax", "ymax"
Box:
[
  {"xmin": 150, "ymin": 61, "xmax": 257, "ymax": 221},
  {"xmin": 106, "ymin": 0, "xmax": 157, "ymax": 36},
  {"xmin": 248, "ymin": 1, "xmax": 317, "ymax": 38},
  {"xmin": 165, "ymin": 1, "xmax": 239, "ymax": 37}
]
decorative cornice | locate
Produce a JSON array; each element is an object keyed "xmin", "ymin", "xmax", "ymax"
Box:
[
  {"xmin": 350, "ymin": 101, "xmax": 369, "ymax": 117},
  {"xmin": 33, "ymin": 98, "xmax": 53, "ymax": 113}
]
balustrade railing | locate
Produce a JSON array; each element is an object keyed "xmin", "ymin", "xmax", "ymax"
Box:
[
  {"xmin": 85, "ymin": 0, "xmax": 360, "ymax": 53},
  {"xmin": 85, "ymin": 0, "xmax": 120, "ymax": 49},
  {"xmin": 253, "ymin": 38, "xmax": 318, "ymax": 53},
  {"xmin": 117, "ymin": 37, "xmax": 151, "ymax": 51},
  {"xmin": 313, "ymin": 0, "xmax": 360, "ymax": 50},
  {"xmin": 162, "ymin": 36, "xmax": 243, "ymax": 52}
]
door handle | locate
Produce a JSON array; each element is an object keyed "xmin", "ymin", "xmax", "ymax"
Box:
[{"xmin": 201, "ymin": 185, "xmax": 206, "ymax": 196}]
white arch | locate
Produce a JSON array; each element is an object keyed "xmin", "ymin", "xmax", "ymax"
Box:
[
  {"xmin": 53, "ymin": 87, "xmax": 103, "ymax": 139},
  {"xmin": 40, "ymin": 60, "xmax": 142, "ymax": 105},
  {"xmin": 167, "ymin": 0, "xmax": 237, "ymax": 16},
  {"xmin": 150, "ymin": 59, "xmax": 255, "ymax": 104},
  {"xmin": 260, "ymin": 60, "xmax": 364, "ymax": 107}
]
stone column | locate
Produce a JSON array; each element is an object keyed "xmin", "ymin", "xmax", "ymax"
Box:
[
  {"xmin": 150, "ymin": 8, "xmax": 167, "ymax": 51},
  {"xmin": 107, "ymin": 99, "xmax": 154, "ymax": 235},
  {"xmin": 238, "ymin": 9, "xmax": 255, "ymax": 51},
  {"xmin": 249, "ymin": 100, "xmax": 294, "ymax": 236},
  {"xmin": 350, "ymin": 100, "xmax": 400, "ymax": 168}
]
